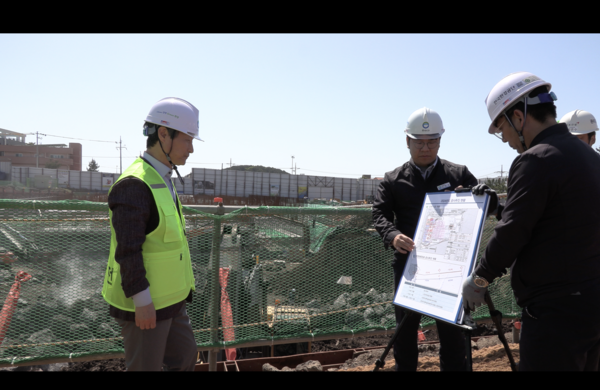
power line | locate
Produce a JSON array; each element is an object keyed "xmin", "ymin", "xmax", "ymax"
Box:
[
  {"xmin": 42, "ymin": 133, "xmax": 116, "ymax": 143},
  {"xmin": 477, "ymin": 172, "xmax": 499, "ymax": 178},
  {"xmin": 83, "ymin": 156, "xmax": 138, "ymax": 158},
  {"xmin": 295, "ymin": 168, "xmax": 384, "ymax": 176},
  {"xmin": 182, "ymin": 162, "xmax": 223, "ymax": 165},
  {"xmin": 495, "ymin": 165, "xmax": 505, "ymax": 179}
]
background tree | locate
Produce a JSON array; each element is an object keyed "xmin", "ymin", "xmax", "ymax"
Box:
[
  {"xmin": 45, "ymin": 160, "xmax": 61, "ymax": 169},
  {"xmin": 224, "ymin": 165, "xmax": 289, "ymax": 174},
  {"xmin": 86, "ymin": 159, "xmax": 100, "ymax": 172}
]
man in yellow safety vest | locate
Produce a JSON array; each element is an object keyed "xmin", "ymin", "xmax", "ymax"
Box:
[{"xmin": 102, "ymin": 97, "xmax": 202, "ymax": 371}]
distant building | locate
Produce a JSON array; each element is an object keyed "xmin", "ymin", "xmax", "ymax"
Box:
[{"xmin": 0, "ymin": 128, "xmax": 82, "ymax": 170}]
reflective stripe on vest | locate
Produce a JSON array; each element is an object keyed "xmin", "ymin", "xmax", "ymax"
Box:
[{"xmin": 101, "ymin": 158, "xmax": 194, "ymax": 311}]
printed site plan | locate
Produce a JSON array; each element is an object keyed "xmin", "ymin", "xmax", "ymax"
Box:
[{"xmin": 393, "ymin": 191, "xmax": 489, "ymax": 324}]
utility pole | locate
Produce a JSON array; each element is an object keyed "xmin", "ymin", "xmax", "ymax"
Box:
[
  {"xmin": 36, "ymin": 131, "xmax": 46, "ymax": 168},
  {"xmin": 291, "ymin": 156, "xmax": 295, "ymax": 175},
  {"xmin": 494, "ymin": 165, "xmax": 504, "ymax": 179},
  {"xmin": 227, "ymin": 158, "xmax": 234, "ymax": 168},
  {"xmin": 116, "ymin": 137, "xmax": 127, "ymax": 175}
]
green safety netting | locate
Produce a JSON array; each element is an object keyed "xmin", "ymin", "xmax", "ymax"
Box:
[{"xmin": 0, "ymin": 200, "xmax": 518, "ymax": 365}]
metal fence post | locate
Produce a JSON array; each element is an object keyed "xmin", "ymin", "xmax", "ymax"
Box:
[{"xmin": 208, "ymin": 201, "xmax": 225, "ymax": 371}]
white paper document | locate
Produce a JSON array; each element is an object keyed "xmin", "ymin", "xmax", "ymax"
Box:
[{"xmin": 393, "ymin": 191, "xmax": 489, "ymax": 324}]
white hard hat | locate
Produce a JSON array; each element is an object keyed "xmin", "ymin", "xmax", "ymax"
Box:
[
  {"xmin": 404, "ymin": 107, "xmax": 445, "ymax": 139},
  {"xmin": 559, "ymin": 110, "xmax": 599, "ymax": 135},
  {"xmin": 485, "ymin": 72, "xmax": 553, "ymax": 135},
  {"xmin": 145, "ymin": 97, "xmax": 202, "ymax": 141}
]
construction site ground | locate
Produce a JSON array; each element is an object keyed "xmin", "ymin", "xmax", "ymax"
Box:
[{"xmin": 2, "ymin": 319, "xmax": 519, "ymax": 371}]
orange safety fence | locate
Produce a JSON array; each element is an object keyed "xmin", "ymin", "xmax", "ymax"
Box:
[
  {"xmin": 0, "ymin": 271, "xmax": 32, "ymax": 346},
  {"xmin": 219, "ymin": 268, "xmax": 236, "ymax": 361}
]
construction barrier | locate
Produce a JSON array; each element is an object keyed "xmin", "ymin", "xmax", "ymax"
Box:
[{"xmin": 0, "ymin": 200, "xmax": 519, "ymax": 366}]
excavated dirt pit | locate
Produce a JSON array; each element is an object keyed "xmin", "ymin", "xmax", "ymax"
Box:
[
  {"xmin": 5, "ymin": 319, "xmax": 517, "ymax": 371},
  {"xmin": 337, "ymin": 342, "xmax": 519, "ymax": 372}
]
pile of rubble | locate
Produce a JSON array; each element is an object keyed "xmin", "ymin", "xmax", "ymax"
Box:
[
  {"xmin": 263, "ymin": 360, "xmax": 324, "ymax": 372},
  {"xmin": 307, "ymin": 289, "xmax": 395, "ymax": 331}
]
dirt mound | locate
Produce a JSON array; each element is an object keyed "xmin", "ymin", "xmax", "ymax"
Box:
[
  {"xmin": 60, "ymin": 358, "xmax": 126, "ymax": 372},
  {"xmin": 44, "ymin": 320, "xmax": 518, "ymax": 371},
  {"xmin": 416, "ymin": 343, "xmax": 520, "ymax": 372},
  {"xmin": 336, "ymin": 348, "xmax": 393, "ymax": 371},
  {"xmin": 338, "ymin": 343, "xmax": 519, "ymax": 372},
  {"xmin": 310, "ymin": 319, "xmax": 515, "ymax": 353}
]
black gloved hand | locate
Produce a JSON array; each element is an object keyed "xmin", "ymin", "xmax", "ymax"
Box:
[{"xmin": 472, "ymin": 184, "xmax": 498, "ymax": 216}]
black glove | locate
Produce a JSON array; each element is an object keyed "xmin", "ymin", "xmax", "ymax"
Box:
[{"xmin": 472, "ymin": 184, "xmax": 498, "ymax": 216}]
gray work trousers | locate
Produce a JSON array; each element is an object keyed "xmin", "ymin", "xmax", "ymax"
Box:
[{"xmin": 116, "ymin": 304, "xmax": 197, "ymax": 371}]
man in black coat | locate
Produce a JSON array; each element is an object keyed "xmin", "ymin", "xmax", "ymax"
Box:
[
  {"xmin": 372, "ymin": 107, "xmax": 481, "ymax": 371},
  {"xmin": 463, "ymin": 71, "xmax": 600, "ymax": 371}
]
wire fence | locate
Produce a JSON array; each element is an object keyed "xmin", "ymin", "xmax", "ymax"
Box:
[{"xmin": 0, "ymin": 200, "xmax": 518, "ymax": 366}]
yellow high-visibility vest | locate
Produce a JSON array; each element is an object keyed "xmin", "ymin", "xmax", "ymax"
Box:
[{"xmin": 102, "ymin": 158, "xmax": 194, "ymax": 311}]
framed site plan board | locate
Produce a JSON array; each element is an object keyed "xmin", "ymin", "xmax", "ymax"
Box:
[{"xmin": 393, "ymin": 191, "xmax": 490, "ymax": 324}]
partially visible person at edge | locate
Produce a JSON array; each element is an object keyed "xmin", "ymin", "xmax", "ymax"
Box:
[
  {"xmin": 101, "ymin": 97, "xmax": 202, "ymax": 371},
  {"xmin": 462, "ymin": 71, "xmax": 600, "ymax": 371},
  {"xmin": 372, "ymin": 107, "xmax": 498, "ymax": 372},
  {"xmin": 559, "ymin": 109, "xmax": 598, "ymax": 148}
]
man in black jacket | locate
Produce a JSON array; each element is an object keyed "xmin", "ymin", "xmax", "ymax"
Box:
[
  {"xmin": 372, "ymin": 107, "xmax": 480, "ymax": 371},
  {"xmin": 462, "ymin": 72, "xmax": 600, "ymax": 371}
]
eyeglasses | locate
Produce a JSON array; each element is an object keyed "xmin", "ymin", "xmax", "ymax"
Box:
[
  {"xmin": 493, "ymin": 132, "xmax": 503, "ymax": 141},
  {"xmin": 412, "ymin": 140, "xmax": 440, "ymax": 149},
  {"xmin": 492, "ymin": 118, "xmax": 507, "ymax": 141}
]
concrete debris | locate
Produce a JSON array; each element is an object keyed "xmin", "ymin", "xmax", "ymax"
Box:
[
  {"xmin": 337, "ymin": 348, "xmax": 388, "ymax": 370},
  {"xmin": 418, "ymin": 343, "xmax": 439, "ymax": 353},
  {"xmin": 262, "ymin": 363, "xmax": 280, "ymax": 372},
  {"xmin": 69, "ymin": 323, "xmax": 94, "ymax": 339},
  {"xmin": 295, "ymin": 360, "xmax": 323, "ymax": 372},
  {"xmin": 96, "ymin": 323, "xmax": 119, "ymax": 338},
  {"xmin": 262, "ymin": 361, "xmax": 323, "ymax": 372},
  {"xmin": 27, "ymin": 329, "xmax": 55, "ymax": 344},
  {"xmin": 345, "ymin": 310, "xmax": 362, "ymax": 325},
  {"xmin": 365, "ymin": 288, "xmax": 378, "ymax": 300},
  {"xmin": 477, "ymin": 333, "xmax": 513, "ymax": 349},
  {"xmin": 70, "ymin": 323, "xmax": 90, "ymax": 332},
  {"xmin": 306, "ymin": 299, "xmax": 320, "ymax": 309},
  {"xmin": 81, "ymin": 308, "xmax": 100, "ymax": 324},
  {"xmin": 333, "ymin": 293, "xmax": 350, "ymax": 309},
  {"xmin": 381, "ymin": 313, "xmax": 395, "ymax": 326}
]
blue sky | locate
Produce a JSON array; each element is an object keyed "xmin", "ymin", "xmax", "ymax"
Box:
[{"xmin": 1, "ymin": 34, "xmax": 599, "ymax": 179}]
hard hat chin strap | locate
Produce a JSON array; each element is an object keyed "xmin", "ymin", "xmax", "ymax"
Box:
[
  {"xmin": 505, "ymin": 96, "xmax": 529, "ymax": 152},
  {"xmin": 157, "ymin": 136, "xmax": 185, "ymax": 186}
]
